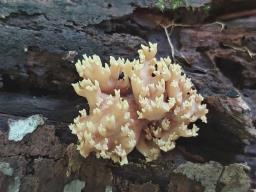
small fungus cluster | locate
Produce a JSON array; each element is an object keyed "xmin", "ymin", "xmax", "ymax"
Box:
[{"xmin": 70, "ymin": 43, "xmax": 208, "ymax": 165}]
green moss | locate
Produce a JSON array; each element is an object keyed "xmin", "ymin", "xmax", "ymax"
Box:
[
  {"xmin": 172, "ymin": 0, "xmax": 187, "ymax": 9},
  {"xmin": 155, "ymin": 0, "xmax": 211, "ymax": 11},
  {"xmin": 156, "ymin": 0, "xmax": 166, "ymax": 11}
]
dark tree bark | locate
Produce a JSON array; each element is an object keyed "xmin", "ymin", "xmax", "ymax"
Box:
[{"xmin": 0, "ymin": 0, "xmax": 256, "ymax": 191}]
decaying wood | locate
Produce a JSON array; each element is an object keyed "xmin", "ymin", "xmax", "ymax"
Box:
[{"xmin": 0, "ymin": 0, "xmax": 256, "ymax": 191}]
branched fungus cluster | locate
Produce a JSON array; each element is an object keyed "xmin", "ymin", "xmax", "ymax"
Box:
[{"xmin": 70, "ymin": 43, "xmax": 208, "ymax": 165}]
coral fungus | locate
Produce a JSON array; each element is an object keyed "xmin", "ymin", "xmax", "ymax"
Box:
[{"xmin": 70, "ymin": 42, "xmax": 208, "ymax": 165}]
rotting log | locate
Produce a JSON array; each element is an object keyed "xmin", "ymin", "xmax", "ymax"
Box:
[{"xmin": 0, "ymin": 0, "xmax": 256, "ymax": 191}]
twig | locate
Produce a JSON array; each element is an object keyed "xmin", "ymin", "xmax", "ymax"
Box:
[
  {"xmin": 161, "ymin": 21, "xmax": 192, "ymax": 63},
  {"xmin": 205, "ymin": 21, "xmax": 226, "ymax": 32},
  {"xmin": 161, "ymin": 20, "xmax": 226, "ymax": 63},
  {"xmin": 223, "ymin": 43, "xmax": 256, "ymax": 59},
  {"xmin": 163, "ymin": 25, "xmax": 175, "ymax": 63},
  {"xmin": 244, "ymin": 47, "xmax": 256, "ymax": 58},
  {"xmin": 215, "ymin": 21, "xmax": 226, "ymax": 32},
  {"xmin": 161, "ymin": 21, "xmax": 193, "ymax": 63},
  {"xmin": 164, "ymin": 22, "xmax": 191, "ymax": 28}
]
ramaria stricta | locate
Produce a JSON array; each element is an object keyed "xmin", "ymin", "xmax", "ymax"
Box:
[{"xmin": 69, "ymin": 43, "xmax": 208, "ymax": 165}]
